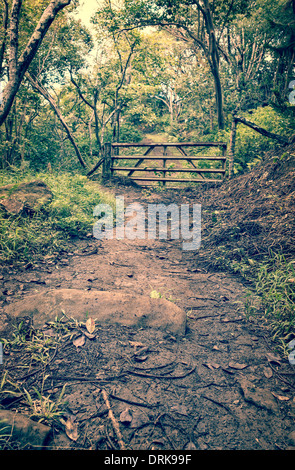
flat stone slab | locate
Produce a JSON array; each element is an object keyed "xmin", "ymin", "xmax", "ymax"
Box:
[{"xmin": 3, "ymin": 289, "xmax": 186, "ymax": 336}]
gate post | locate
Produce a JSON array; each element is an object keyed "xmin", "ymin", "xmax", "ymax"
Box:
[
  {"xmin": 228, "ymin": 116, "xmax": 237, "ymax": 179},
  {"xmin": 102, "ymin": 142, "xmax": 112, "ymax": 181}
]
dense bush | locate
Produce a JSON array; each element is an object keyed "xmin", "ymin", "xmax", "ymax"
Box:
[
  {"xmin": 233, "ymin": 107, "xmax": 294, "ymax": 173},
  {"xmin": 0, "ymin": 171, "xmax": 115, "ymax": 263}
]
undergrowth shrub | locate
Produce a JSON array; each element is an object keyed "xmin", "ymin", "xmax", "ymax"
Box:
[
  {"xmin": 233, "ymin": 107, "xmax": 294, "ymax": 173},
  {"xmin": 0, "ymin": 171, "xmax": 115, "ymax": 263},
  {"xmin": 254, "ymin": 254, "xmax": 295, "ymax": 348}
]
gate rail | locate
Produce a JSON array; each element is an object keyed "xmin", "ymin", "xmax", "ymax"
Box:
[{"xmin": 102, "ymin": 141, "xmax": 227, "ymax": 186}]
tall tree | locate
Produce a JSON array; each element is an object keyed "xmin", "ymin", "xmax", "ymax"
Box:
[
  {"xmin": 95, "ymin": 0, "xmax": 232, "ymax": 129},
  {"xmin": 0, "ymin": 0, "xmax": 72, "ymax": 126}
]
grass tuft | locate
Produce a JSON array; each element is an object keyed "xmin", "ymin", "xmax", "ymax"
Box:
[{"xmin": 0, "ymin": 171, "xmax": 115, "ymax": 264}]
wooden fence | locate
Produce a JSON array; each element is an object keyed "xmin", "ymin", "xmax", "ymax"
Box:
[{"xmin": 101, "ymin": 141, "xmax": 227, "ymax": 186}]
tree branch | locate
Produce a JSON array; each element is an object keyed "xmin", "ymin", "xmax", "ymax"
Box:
[
  {"xmin": 234, "ymin": 116, "xmax": 290, "ymax": 145},
  {"xmin": 26, "ymin": 72, "xmax": 87, "ymax": 169},
  {"xmin": 70, "ymin": 70, "xmax": 95, "ymax": 110}
]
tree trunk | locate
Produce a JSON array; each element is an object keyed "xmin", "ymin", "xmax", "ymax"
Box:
[
  {"xmin": 0, "ymin": 0, "xmax": 9, "ymax": 78},
  {"xmin": 0, "ymin": 0, "xmax": 72, "ymax": 127},
  {"xmin": 211, "ymin": 61, "xmax": 224, "ymax": 130},
  {"xmin": 202, "ymin": 0, "xmax": 225, "ymax": 130},
  {"xmin": 228, "ymin": 115, "xmax": 237, "ymax": 178}
]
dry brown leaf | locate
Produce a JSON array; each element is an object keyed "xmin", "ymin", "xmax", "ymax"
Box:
[
  {"xmin": 272, "ymin": 392, "xmax": 290, "ymax": 401},
  {"xmin": 65, "ymin": 418, "xmax": 79, "ymax": 441},
  {"xmin": 73, "ymin": 335, "xmax": 85, "ymax": 348},
  {"xmin": 185, "ymin": 441, "xmax": 197, "ymax": 450},
  {"xmin": 129, "ymin": 341, "xmax": 144, "ymax": 348},
  {"xmin": 134, "ymin": 354, "xmax": 148, "ymax": 362},
  {"xmin": 120, "ymin": 408, "xmax": 133, "ymax": 425},
  {"xmin": 263, "ymin": 367, "xmax": 273, "ymax": 379},
  {"xmin": 204, "ymin": 362, "xmax": 220, "ymax": 370},
  {"xmin": 228, "ymin": 361, "xmax": 248, "ymax": 370},
  {"xmin": 84, "ymin": 331, "xmax": 96, "ymax": 339},
  {"xmin": 86, "ymin": 317, "xmax": 95, "ymax": 334},
  {"xmin": 278, "ymin": 396, "xmax": 290, "ymax": 401},
  {"xmin": 266, "ymin": 353, "xmax": 281, "ymax": 365}
]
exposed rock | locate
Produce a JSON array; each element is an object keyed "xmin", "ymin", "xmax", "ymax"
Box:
[
  {"xmin": 3, "ymin": 288, "xmax": 187, "ymax": 336},
  {"xmin": 238, "ymin": 377, "xmax": 279, "ymax": 414},
  {"xmin": 0, "ymin": 410, "xmax": 52, "ymax": 449},
  {"xmin": 0, "ymin": 180, "xmax": 53, "ymax": 215}
]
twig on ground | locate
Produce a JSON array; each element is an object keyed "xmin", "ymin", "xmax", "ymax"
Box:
[
  {"xmin": 101, "ymin": 389, "xmax": 126, "ymax": 450},
  {"xmin": 109, "ymin": 392, "xmax": 156, "ymax": 409},
  {"xmin": 127, "ymin": 365, "xmax": 196, "ymax": 380},
  {"xmin": 201, "ymin": 394, "xmax": 239, "ymax": 423}
]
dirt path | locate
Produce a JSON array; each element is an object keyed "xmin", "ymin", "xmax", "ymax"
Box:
[{"xmin": 1, "ymin": 184, "xmax": 295, "ymax": 450}]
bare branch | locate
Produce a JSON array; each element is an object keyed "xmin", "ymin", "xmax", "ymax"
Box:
[{"xmin": 70, "ymin": 70, "xmax": 95, "ymax": 110}]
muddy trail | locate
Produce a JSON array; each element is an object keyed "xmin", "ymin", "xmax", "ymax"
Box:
[{"xmin": 0, "ymin": 183, "xmax": 295, "ymax": 451}]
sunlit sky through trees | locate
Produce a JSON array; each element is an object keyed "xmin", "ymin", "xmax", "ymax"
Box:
[{"xmin": 74, "ymin": 0, "xmax": 102, "ymax": 28}]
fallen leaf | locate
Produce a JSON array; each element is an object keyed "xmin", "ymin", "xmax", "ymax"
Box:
[
  {"xmin": 73, "ymin": 335, "xmax": 85, "ymax": 348},
  {"xmin": 84, "ymin": 331, "xmax": 96, "ymax": 339},
  {"xmin": 266, "ymin": 353, "xmax": 281, "ymax": 365},
  {"xmin": 203, "ymin": 362, "xmax": 220, "ymax": 370},
  {"xmin": 228, "ymin": 361, "xmax": 248, "ymax": 370},
  {"xmin": 263, "ymin": 367, "xmax": 273, "ymax": 379},
  {"xmin": 271, "ymin": 392, "xmax": 290, "ymax": 401},
  {"xmin": 65, "ymin": 417, "xmax": 79, "ymax": 441},
  {"xmin": 170, "ymin": 404, "xmax": 188, "ymax": 415},
  {"xmin": 86, "ymin": 317, "xmax": 95, "ymax": 334},
  {"xmin": 129, "ymin": 411, "xmax": 149, "ymax": 429},
  {"xmin": 129, "ymin": 341, "xmax": 144, "ymax": 348},
  {"xmin": 120, "ymin": 408, "xmax": 133, "ymax": 425},
  {"xmin": 134, "ymin": 354, "xmax": 148, "ymax": 362},
  {"xmin": 221, "ymin": 317, "xmax": 230, "ymax": 322},
  {"xmin": 185, "ymin": 441, "xmax": 197, "ymax": 450},
  {"xmin": 134, "ymin": 346, "xmax": 149, "ymax": 356}
]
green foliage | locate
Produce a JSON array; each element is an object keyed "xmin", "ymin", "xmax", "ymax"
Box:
[
  {"xmin": 23, "ymin": 381, "xmax": 67, "ymax": 425},
  {"xmin": 233, "ymin": 107, "xmax": 294, "ymax": 173},
  {"xmin": 246, "ymin": 254, "xmax": 295, "ymax": 354},
  {"xmin": 2, "ymin": 0, "xmax": 292, "ymax": 176},
  {"xmin": 119, "ymin": 123, "xmax": 143, "ymax": 143},
  {"xmin": 0, "ymin": 313, "xmax": 89, "ymax": 430},
  {"xmin": 0, "ymin": 171, "xmax": 115, "ymax": 264}
]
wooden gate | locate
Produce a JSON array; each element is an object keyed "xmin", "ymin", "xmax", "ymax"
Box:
[{"xmin": 102, "ymin": 141, "xmax": 227, "ymax": 187}]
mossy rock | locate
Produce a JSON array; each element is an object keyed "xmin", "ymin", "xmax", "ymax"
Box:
[{"xmin": 0, "ymin": 180, "xmax": 53, "ymax": 215}]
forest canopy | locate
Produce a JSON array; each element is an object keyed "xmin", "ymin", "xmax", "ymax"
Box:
[{"xmin": 0, "ymin": 0, "xmax": 294, "ymax": 174}]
